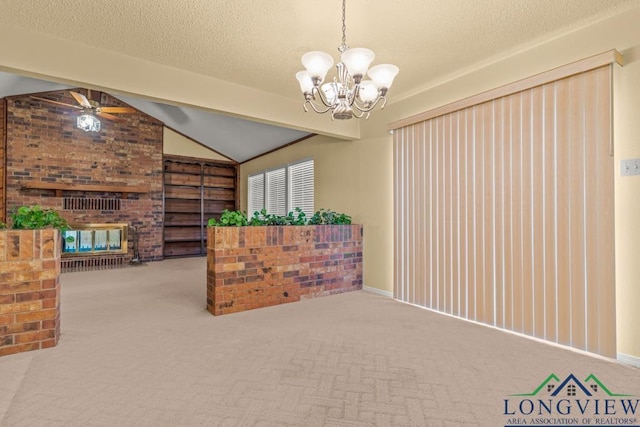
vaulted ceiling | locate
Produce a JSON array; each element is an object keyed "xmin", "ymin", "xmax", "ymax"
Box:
[{"xmin": 0, "ymin": 0, "xmax": 637, "ymax": 161}]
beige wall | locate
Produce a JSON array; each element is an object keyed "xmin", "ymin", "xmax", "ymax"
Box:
[
  {"xmin": 357, "ymin": 7, "xmax": 640, "ymax": 362},
  {"xmin": 613, "ymin": 55, "xmax": 640, "ymax": 363},
  {"xmin": 240, "ymin": 135, "xmax": 393, "ymax": 294},
  {"xmin": 163, "ymin": 127, "xmax": 233, "ymax": 162}
]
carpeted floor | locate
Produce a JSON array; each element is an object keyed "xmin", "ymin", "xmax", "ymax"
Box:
[{"xmin": 0, "ymin": 257, "xmax": 638, "ymax": 426}]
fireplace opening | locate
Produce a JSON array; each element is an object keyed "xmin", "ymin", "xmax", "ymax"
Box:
[{"xmin": 62, "ymin": 223, "xmax": 128, "ymax": 256}]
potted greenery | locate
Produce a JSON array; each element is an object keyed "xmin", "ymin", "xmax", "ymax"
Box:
[
  {"xmin": 0, "ymin": 205, "xmax": 71, "ymax": 357},
  {"xmin": 7, "ymin": 205, "xmax": 72, "ymax": 231},
  {"xmin": 206, "ymin": 208, "xmax": 362, "ymax": 316}
]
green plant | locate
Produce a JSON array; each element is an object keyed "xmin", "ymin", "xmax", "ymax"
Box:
[
  {"xmin": 0, "ymin": 221, "xmax": 6, "ymax": 230},
  {"xmin": 287, "ymin": 207, "xmax": 307, "ymax": 226},
  {"xmin": 208, "ymin": 209, "xmax": 248, "ymax": 227},
  {"xmin": 209, "ymin": 208, "xmax": 351, "ymax": 227},
  {"xmin": 11, "ymin": 205, "xmax": 71, "ymax": 231},
  {"xmin": 247, "ymin": 207, "xmax": 307, "ymax": 226},
  {"xmin": 308, "ymin": 209, "xmax": 352, "ymax": 225},
  {"xmin": 8, "ymin": 205, "xmax": 74, "ymax": 242}
]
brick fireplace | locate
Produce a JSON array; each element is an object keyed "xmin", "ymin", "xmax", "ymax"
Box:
[{"xmin": 2, "ymin": 90, "xmax": 164, "ymax": 263}]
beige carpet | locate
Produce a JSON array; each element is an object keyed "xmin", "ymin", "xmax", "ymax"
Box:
[{"xmin": 0, "ymin": 257, "xmax": 638, "ymax": 426}]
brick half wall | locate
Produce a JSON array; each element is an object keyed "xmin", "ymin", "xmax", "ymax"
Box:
[
  {"xmin": 0, "ymin": 229, "xmax": 61, "ymax": 357},
  {"xmin": 207, "ymin": 225, "xmax": 363, "ymax": 315}
]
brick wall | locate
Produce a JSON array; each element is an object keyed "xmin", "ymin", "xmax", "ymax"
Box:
[
  {"xmin": 0, "ymin": 99, "xmax": 5, "ymax": 223},
  {"xmin": 4, "ymin": 90, "xmax": 164, "ymax": 261},
  {"xmin": 0, "ymin": 229, "xmax": 61, "ymax": 357},
  {"xmin": 207, "ymin": 225, "xmax": 363, "ymax": 315}
]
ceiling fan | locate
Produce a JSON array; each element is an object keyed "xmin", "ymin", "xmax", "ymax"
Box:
[{"xmin": 29, "ymin": 90, "xmax": 135, "ymax": 123}]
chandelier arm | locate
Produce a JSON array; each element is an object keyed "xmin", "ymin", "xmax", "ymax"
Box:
[
  {"xmin": 305, "ymin": 99, "xmax": 334, "ymax": 114},
  {"xmin": 311, "ymin": 86, "xmax": 336, "ymax": 108},
  {"xmin": 350, "ymin": 108, "xmax": 369, "ymax": 119},
  {"xmin": 352, "ymin": 95, "xmax": 387, "ymax": 113}
]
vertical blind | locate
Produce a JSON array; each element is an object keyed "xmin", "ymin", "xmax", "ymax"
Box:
[{"xmin": 393, "ymin": 65, "xmax": 615, "ymax": 357}]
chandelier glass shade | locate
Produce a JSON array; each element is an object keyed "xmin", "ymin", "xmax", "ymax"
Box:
[
  {"xmin": 77, "ymin": 112, "xmax": 101, "ymax": 132},
  {"xmin": 296, "ymin": 0, "xmax": 399, "ymax": 120}
]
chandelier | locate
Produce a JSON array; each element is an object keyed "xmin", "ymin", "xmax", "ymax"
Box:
[
  {"xmin": 295, "ymin": 0, "xmax": 399, "ymax": 120},
  {"xmin": 77, "ymin": 111, "xmax": 101, "ymax": 132}
]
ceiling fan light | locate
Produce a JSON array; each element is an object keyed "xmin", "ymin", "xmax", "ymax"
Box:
[
  {"xmin": 301, "ymin": 51, "xmax": 334, "ymax": 84},
  {"xmin": 77, "ymin": 114, "xmax": 101, "ymax": 132},
  {"xmin": 340, "ymin": 48, "xmax": 375, "ymax": 81},
  {"xmin": 295, "ymin": 71, "xmax": 314, "ymax": 94},
  {"xmin": 367, "ymin": 64, "xmax": 399, "ymax": 90}
]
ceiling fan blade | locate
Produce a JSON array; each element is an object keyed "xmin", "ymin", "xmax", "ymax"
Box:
[
  {"xmin": 70, "ymin": 91, "xmax": 92, "ymax": 108},
  {"xmin": 96, "ymin": 111, "xmax": 124, "ymax": 122},
  {"xmin": 98, "ymin": 106, "xmax": 136, "ymax": 114},
  {"xmin": 30, "ymin": 96, "xmax": 83, "ymax": 109}
]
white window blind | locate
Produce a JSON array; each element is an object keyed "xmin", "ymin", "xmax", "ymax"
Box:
[
  {"xmin": 248, "ymin": 159, "xmax": 314, "ymax": 217},
  {"xmin": 266, "ymin": 168, "xmax": 287, "ymax": 216},
  {"xmin": 289, "ymin": 160, "xmax": 314, "ymax": 217},
  {"xmin": 247, "ymin": 174, "xmax": 264, "ymax": 216}
]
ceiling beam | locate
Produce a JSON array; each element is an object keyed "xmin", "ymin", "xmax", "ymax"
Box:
[{"xmin": 0, "ymin": 24, "xmax": 359, "ymax": 141}]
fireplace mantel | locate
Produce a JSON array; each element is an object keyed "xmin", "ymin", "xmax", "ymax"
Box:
[{"xmin": 22, "ymin": 182, "xmax": 150, "ymax": 198}]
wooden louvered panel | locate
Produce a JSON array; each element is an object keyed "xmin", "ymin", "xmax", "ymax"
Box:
[{"xmin": 163, "ymin": 156, "xmax": 238, "ymax": 258}]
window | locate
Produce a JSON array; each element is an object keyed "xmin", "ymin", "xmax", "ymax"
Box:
[
  {"xmin": 288, "ymin": 160, "xmax": 314, "ymax": 217},
  {"xmin": 247, "ymin": 174, "xmax": 264, "ymax": 217},
  {"xmin": 266, "ymin": 168, "xmax": 286, "ymax": 216},
  {"xmin": 248, "ymin": 159, "xmax": 314, "ymax": 217}
]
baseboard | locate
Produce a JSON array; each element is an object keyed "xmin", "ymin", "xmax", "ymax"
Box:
[
  {"xmin": 363, "ymin": 286, "xmax": 393, "ymax": 298},
  {"xmin": 617, "ymin": 352, "xmax": 640, "ymax": 368},
  {"xmin": 397, "ymin": 299, "xmax": 622, "ymax": 365}
]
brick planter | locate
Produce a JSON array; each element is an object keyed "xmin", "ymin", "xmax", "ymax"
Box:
[
  {"xmin": 0, "ymin": 229, "xmax": 61, "ymax": 357},
  {"xmin": 207, "ymin": 225, "xmax": 363, "ymax": 315}
]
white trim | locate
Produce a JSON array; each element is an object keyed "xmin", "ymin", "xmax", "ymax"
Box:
[
  {"xmin": 363, "ymin": 286, "xmax": 393, "ymax": 298},
  {"xmin": 397, "ymin": 299, "xmax": 624, "ymax": 365},
  {"xmin": 617, "ymin": 352, "xmax": 640, "ymax": 368}
]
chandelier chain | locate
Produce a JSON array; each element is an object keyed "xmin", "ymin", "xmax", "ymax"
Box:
[{"xmin": 341, "ymin": 0, "xmax": 347, "ymax": 48}]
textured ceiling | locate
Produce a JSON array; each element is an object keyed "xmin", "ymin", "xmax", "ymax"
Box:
[
  {"xmin": 0, "ymin": 0, "xmax": 638, "ymax": 161},
  {"xmin": 0, "ymin": 0, "xmax": 636, "ymax": 102}
]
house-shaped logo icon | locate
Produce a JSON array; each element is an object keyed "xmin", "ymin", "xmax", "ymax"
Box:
[
  {"xmin": 550, "ymin": 374, "xmax": 592, "ymax": 397},
  {"xmin": 512, "ymin": 373, "xmax": 632, "ymax": 397}
]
